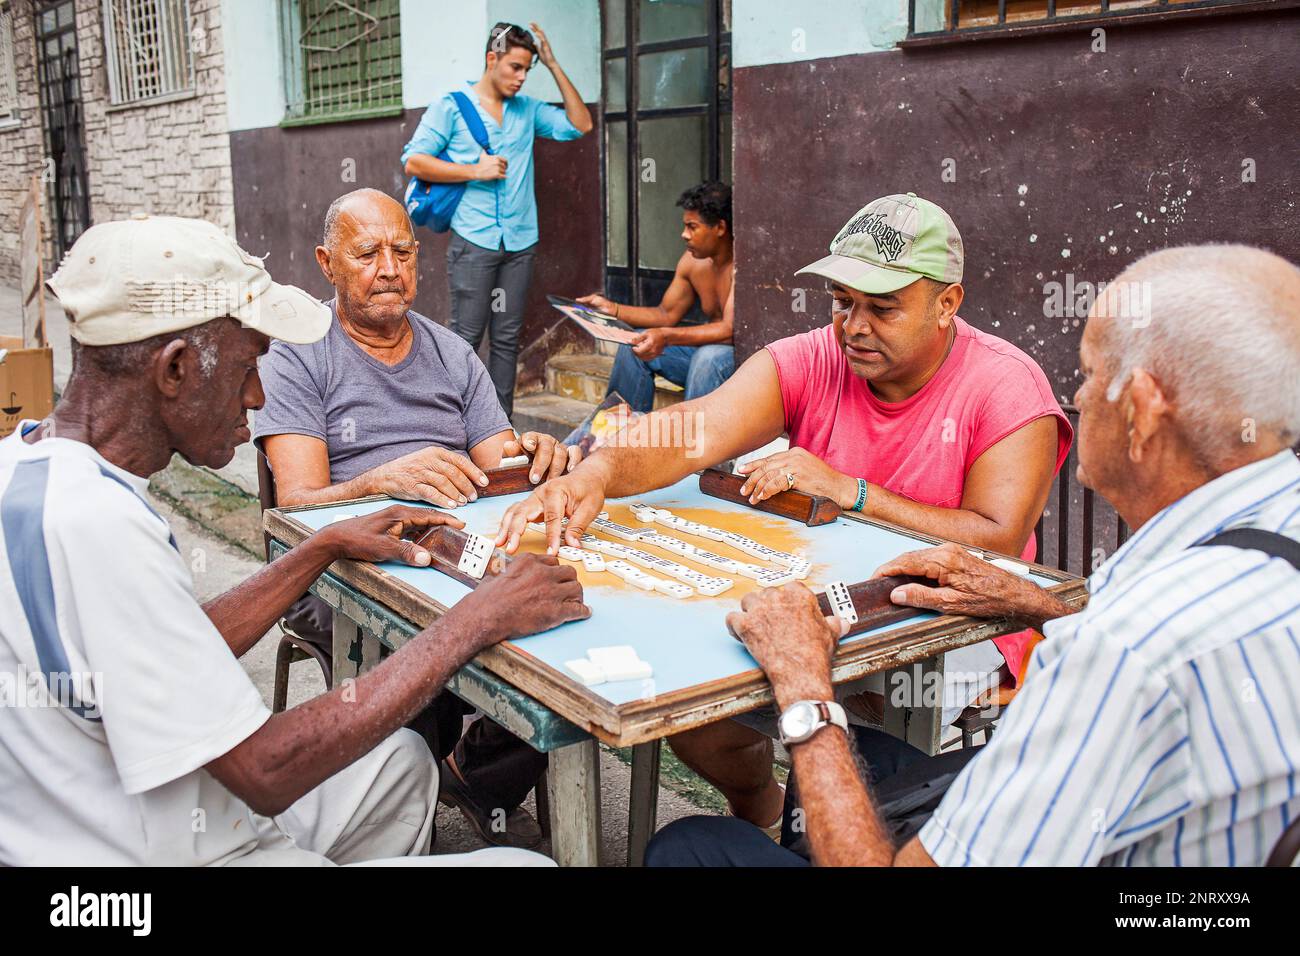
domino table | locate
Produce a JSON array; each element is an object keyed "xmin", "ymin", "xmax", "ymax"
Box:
[{"xmin": 264, "ymin": 472, "xmax": 1086, "ymax": 866}]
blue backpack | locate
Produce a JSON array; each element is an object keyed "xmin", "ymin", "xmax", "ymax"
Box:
[{"xmin": 404, "ymin": 91, "xmax": 493, "ymax": 233}]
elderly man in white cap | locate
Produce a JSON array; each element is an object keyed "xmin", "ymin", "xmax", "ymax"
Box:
[
  {"xmin": 495, "ymin": 193, "xmax": 1072, "ymax": 833},
  {"xmin": 0, "ymin": 215, "xmax": 586, "ymax": 866}
]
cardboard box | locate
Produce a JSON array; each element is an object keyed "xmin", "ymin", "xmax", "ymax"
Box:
[{"xmin": 0, "ymin": 336, "xmax": 55, "ymax": 437}]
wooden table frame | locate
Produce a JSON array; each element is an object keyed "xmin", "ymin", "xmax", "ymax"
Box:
[{"xmin": 265, "ymin": 499, "xmax": 1087, "ymax": 866}]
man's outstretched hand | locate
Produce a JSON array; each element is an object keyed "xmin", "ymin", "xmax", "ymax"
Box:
[
  {"xmin": 311, "ymin": 505, "xmax": 464, "ymax": 567},
  {"xmin": 495, "ymin": 466, "xmax": 610, "ymax": 555}
]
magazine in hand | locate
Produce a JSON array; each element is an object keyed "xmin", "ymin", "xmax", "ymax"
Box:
[{"xmin": 546, "ymin": 295, "xmax": 641, "ymax": 346}]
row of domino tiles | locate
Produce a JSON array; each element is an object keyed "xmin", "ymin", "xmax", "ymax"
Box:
[{"xmin": 528, "ymin": 505, "xmax": 811, "ymax": 598}]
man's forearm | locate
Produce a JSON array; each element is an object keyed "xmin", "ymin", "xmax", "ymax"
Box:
[
  {"xmin": 203, "ymin": 535, "xmax": 339, "ymax": 657},
  {"xmin": 614, "ymin": 302, "xmax": 677, "ymax": 328},
  {"xmin": 222, "ymin": 606, "xmax": 493, "ymax": 815},
  {"xmin": 664, "ymin": 321, "xmax": 733, "ymax": 348},
  {"xmin": 405, "ymin": 153, "xmax": 478, "ymax": 183},
  {"xmin": 791, "ymin": 729, "xmax": 899, "ymax": 866},
  {"xmin": 583, "ymin": 402, "xmax": 733, "ymax": 499},
  {"xmin": 549, "ymin": 61, "xmax": 592, "ymax": 133},
  {"xmin": 865, "ymin": 483, "xmax": 1029, "ymax": 556},
  {"xmin": 277, "ymin": 469, "xmax": 386, "ymax": 509}
]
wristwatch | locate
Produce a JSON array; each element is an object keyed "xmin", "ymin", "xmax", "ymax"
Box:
[{"xmin": 777, "ymin": 700, "xmax": 848, "ymax": 747}]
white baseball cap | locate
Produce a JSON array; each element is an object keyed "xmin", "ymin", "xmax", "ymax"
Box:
[{"xmin": 47, "ymin": 214, "xmax": 331, "ymax": 346}]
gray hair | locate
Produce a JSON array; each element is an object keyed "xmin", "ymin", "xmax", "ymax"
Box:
[
  {"xmin": 71, "ymin": 319, "xmax": 225, "ymax": 380},
  {"xmin": 322, "ymin": 188, "xmax": 413, "ymax": 249},
  {"xmin": 1099, "ymin": 244, "xmax": 1300, "ymax": 469}
]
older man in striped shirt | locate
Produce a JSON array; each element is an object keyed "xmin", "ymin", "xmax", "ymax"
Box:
[{"xmin": 646, "ymin": 243, "xmax": 1300, "ymax": 867}]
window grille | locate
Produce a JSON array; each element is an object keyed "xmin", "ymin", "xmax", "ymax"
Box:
[
  {"xmin": 280, "ymin": 0, "xmax": 402, "ymax": 124},
  {"xmin": 0, "ymin": 3, "xmax": 19, "ymax": 121},
  {"xmin": 103, "ymin": 0, "xmax": 196, "ymax": 107}
]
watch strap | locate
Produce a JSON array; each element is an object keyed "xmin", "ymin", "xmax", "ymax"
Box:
[{"xmin": 779, "ymin": 699, "xmax": 849, "ymax": 746}]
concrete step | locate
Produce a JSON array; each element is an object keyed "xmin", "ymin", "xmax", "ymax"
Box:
[
  {"xmin": 510, "ymin": 391, "xmax": 597, "ymax": 442},
  {"xmin": 546, "ymin": 352, "xmax": 684, "ymax": 411}
]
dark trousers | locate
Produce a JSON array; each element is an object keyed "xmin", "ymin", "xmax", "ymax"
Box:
[
  {"xmin": 646, "ymin": 727, "xmax": 968, "ymax": 867},
  {"xmin": 284, "ymin": 595, "xmax": 547, "ymax": 813},
  {"xmin": 446, "ymin": 231, "xmax": 537, "ymax": 419}
]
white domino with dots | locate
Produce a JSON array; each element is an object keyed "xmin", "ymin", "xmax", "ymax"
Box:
[
  {"xmin": 652, "ymin": 579, "xmax": 694, "ymax": 599},
  {"xmin": 591, "ymin": 517, "xmax": 655, "ymax": 541},
  {"xmin": 825, "ymin": 580, "xmax": 858, "ymax": 627},
  {"xmin": 582, "ymin": 553, "xmax": 606, "ymax": 572},
  {"xmin": 557, "ymin": 546, "xmax": 585, "ymax": 561},
  {"xmin": 455, "ymin": 533, "xmax": 494, "ymax": 579}
]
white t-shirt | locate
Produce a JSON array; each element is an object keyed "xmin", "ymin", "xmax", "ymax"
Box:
[{"xmin": 0, "ymin": 423, "xmax": 280, "ymax": 865}]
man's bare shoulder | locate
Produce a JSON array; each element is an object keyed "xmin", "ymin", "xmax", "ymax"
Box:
[{"xmin": 679, "ymin": 251, "xmax": 729, "ymax": 293}]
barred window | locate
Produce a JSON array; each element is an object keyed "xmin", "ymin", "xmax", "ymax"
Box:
[
  {"xmin": 0, "ymin": 2, "xmax": 19, "ymax": 124},
  {"xmin": 103, "ymin": 0, "xmax": 197, "ymax": 107},
  {"xmin": 280, "ymin": 0, "xmax": 402, "ymax": 125}
]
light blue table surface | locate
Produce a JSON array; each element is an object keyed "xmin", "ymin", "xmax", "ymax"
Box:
[{"xmin": 288, "ymin": 477, "xmax": 1053, "ymax": 705}]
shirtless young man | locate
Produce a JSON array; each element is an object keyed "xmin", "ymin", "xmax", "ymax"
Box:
[{"xmin": 580, "ymin": 181, "xmax": 736, "ymax": 412}]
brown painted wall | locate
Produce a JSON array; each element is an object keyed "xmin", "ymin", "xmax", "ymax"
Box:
[
  {"xmin": 730, "ymin": 10, "xmax": 1300, "ymax": 404},
  {"xmin": 228, "ymin": 105, "xmax": 601, "ymax": 391}
]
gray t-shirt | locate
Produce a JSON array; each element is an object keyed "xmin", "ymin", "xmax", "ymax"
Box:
[{"xmin": 254, "ymin": 301, "xmax": 511, "ymax": 484}]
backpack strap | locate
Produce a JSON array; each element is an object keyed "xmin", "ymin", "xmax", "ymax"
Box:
[
  {"xmin": 1197, "ymin": 528, "xmax": 1300, "ymax": 572},
  {"xmin": 450, "ymin": 91, "xmax": 493, "ymax": 154}
]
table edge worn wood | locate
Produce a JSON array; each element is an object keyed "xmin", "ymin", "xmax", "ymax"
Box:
[{"xmin": 265, "ymin": 499, "xmax": 1087, "ymax": 748}]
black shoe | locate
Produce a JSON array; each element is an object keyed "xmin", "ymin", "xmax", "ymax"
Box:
[{"xmin": 437, "ymin": 760, "xmax": 543, "ymax": 850}]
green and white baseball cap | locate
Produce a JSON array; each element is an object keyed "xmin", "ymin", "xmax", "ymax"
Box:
[{"xmin": 797, "ymin": 193, "xmax": 963, "ymax": 294}]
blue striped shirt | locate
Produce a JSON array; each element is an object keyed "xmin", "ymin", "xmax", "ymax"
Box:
[{"xmin": 920, "ymin": 449, "xmax": 1300, "ymax": 866}]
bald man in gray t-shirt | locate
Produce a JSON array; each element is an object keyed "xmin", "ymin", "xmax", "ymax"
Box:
[
  {"xmin": 255, "ymin": 303, "xmax": 574, "ymax": 852},
  {"xmin": 256, "ymin": 301, "xmax": 512, "ymax": 484},
  {"xmin": 254, "ymin": 189, "xmax": 580, "ymax": 851}
]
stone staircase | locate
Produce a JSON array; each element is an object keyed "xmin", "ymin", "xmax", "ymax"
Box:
[{"xmin": 512, "ymin": 349, "xmax": 685, "ymax": 441}]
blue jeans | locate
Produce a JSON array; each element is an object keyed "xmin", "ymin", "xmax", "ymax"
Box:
[{"xmin": 605, "ymin": 342, "xmax": 735, "ymax": 412}]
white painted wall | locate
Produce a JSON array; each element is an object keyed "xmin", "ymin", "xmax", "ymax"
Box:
[
  {"xmin": 489, "ymin": 0, "xmax": 601, "ymax": 103},
  {"xmin": 221, "ymin": 0, "xmax": 286, "ymax": 132},
  {"xmin": 400, "ymin": 0, "xmax": 490, "ymax": 109},
  {"xmin": 731, "ymin": 0, "xmax": 913, "ymax": 68}
]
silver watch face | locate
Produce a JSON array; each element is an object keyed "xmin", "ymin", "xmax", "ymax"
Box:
[{"xmin": 780, "ymin": 702, "xmax": 819, "ymax": 741}]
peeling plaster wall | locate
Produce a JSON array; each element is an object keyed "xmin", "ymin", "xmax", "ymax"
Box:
[{"xmin": 729, "ymin": 11, "xmax": 1300, "ymax": 401}]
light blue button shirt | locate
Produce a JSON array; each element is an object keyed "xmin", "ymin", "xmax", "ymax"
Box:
[{"xmin": 401, "ymin": 82, "xmax": 582, "ymax": 252}]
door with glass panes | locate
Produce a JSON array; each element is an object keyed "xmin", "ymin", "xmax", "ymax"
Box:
[{"xmin": 602, "ymin": 0, "xmax": 731, "ymax": 308}]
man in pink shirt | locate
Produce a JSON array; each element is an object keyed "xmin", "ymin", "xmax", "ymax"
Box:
[{"xmin": 498, "ymin": 193, "xmax": 1071, "ymax": 829}]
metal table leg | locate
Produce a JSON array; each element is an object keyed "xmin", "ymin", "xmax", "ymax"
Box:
[
  {"xmin": 331, "ymin": 612, "xmax": 382, "ymax": 687},
  {"xmin": 627, "ymin": 739, "xmax": 662, "ymax": 867},
  {"xmin": 881, "ymin": 656, "xmax": 946, "ymax": 755},
  {"xmin": 546, "ymin": 739, "xmax": 602, "ymax": 867}
]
